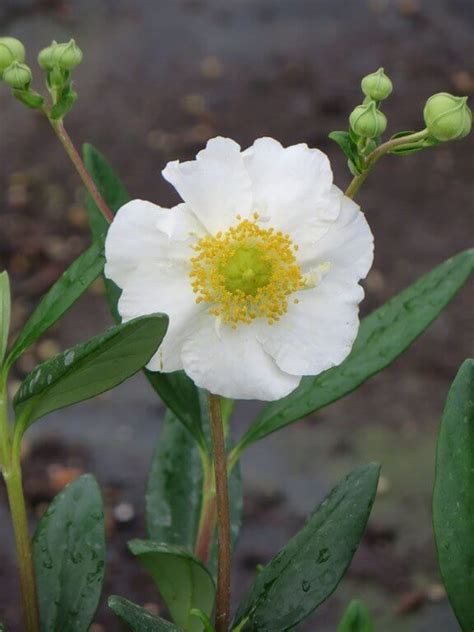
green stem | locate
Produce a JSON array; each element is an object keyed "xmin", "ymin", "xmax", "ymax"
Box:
[
  {"xmin": 195, "ymin": 452, "xmax": 217, "ymax": 564},
  {"xmin": 345, "ymin": 128, "xmax": 429, "ymax": 199},
  {"xmin": 208, "ymin": 393, "xmax": 231, "ymax": 632},
  {"xmin": 0, "ymin": 378, "xmax": 40, "ymax": 632},
  {"xmin": 46, "ymin": 114, "xmax": 113, "ymax": 224}
]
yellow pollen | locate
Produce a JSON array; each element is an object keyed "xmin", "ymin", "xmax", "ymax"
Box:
[{"xmin": 189, "ymin": 219, "xmax": 304, "ymax": 326}]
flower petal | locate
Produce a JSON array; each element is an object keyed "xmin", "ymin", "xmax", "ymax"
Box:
[
  {"xmin": 257, "ymin": 282, "xmax": 364, "ymax": 376},
  {"xmin": 242, "ymin": 137, "xmax": 337, "ymax": 231},
  {"xmin": 104, "ymin": 199, "xmax": 166, "ymax": 288},
  {"xmin": 162, "ymin": 137, "xmax": 253, "ymax": 234},
  {"xmin": 118, "ymin": 261, "xmax": 202, "ymax": 373},
  {"xmin": 181, "ymin": 315, "xmax": 301, "ymax": 400},
  {"xmin": 299, "ymin": 188, "xmax": 374, "ymax": 282}
]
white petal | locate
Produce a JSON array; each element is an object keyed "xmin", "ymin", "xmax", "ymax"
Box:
[
  {"xmin": 258, "ymin": 191, "xmax": 373, "ymax": 376},
  {"xmin": 118, "ymin": 261, "xmax": 202, "ymax": 373},
  {"xmin": 300, "ymin": 188, "xmax": 374, "ymax": 283},
  {"xmin": 162, "ymin": 137, "xmax": 253, "ymax": 234},
  {"xmin": 181, "ymin": 315, "xmax": 301, "ymax": 400},
  {"xmin": 242, "ymin": 137, "xmax": 337, "ymax": 231},
  {"xmin": 104, "ymin": 199, "xmax": 166, "ymax": 288},
  {"xmin": 257, "ymin": 282, "xmax": 364, "ymax": 376}
]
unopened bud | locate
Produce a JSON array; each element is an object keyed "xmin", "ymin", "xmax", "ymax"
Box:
[
  {"xmin": 52, "ymin": 39, "xmax": 83, "ymax": 70},
  {"xmin": 38, "ymin": 41, "xmax": 58, "ymax": 70},
  {"xmin": 0, "ymin": 37, "xmax": 25, "ymax": 73},
  {"xmin": 349, "ymin": 101, "xmax": 387, "ymax": 138},
  {"xmin": 3, "ymin": 61, "xmax": 32, "ymax": 90},
  {"xmin": 423, "ymin": 92, "xmax": 472, "ymax": 141},
  {"xmin": 361, "ymin": 67, "xmax": 393, "ymax": 101}
]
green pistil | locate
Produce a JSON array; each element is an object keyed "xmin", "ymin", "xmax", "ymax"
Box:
[{"xmin": 221, "ymin": 245, "xmax": 272, "ymax": 296}]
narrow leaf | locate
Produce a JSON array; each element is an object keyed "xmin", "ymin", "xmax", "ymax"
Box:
[
  {"xmin": 14, "ymin": 314, "xmax": 168, "ymax": 429},
  {"xmin": 129, "ymin": 539, "xmax": 215, "ymax": 632},
  {"xmin": 146, "ymin": 409, "xmax": 204, "ymax": 549},
  {"xmin": 82, "ymin": 143, "xmax": 206, "ymax": 444},
  {"xmin": 328, "ymin": 131, "xmax": 359, "ymax": 164},
  {"xmin": 33, "ymin": 475, "xmax": 105, "ymax": 632},
  {"xmin": 108, "ymin": 596, "xmax": 182, "ymax": 631},
  {"xmin": 233, "ymin": 463, "xmax": 380, "ymax": 632},
  {"xmin": 7, "ymin": 242, "xmax": 104, "ymax": 367},
  {"xmin": 337, "ymin": 600, "xmax": 374, "ymax": 632},
  {"xmin": 0, "ymin": 271, "xmax": 11, "ymax": 367},
  {"xmin": 145, "ymin": 406, "xmax": 242, "ymax": 572},
  {"xmin": 239, "ymin": 249, "xmax": 474, "ymax": 450},
  {"xmin": 433, "ymin": 359, "xmax": 474, "ymax": 632}
]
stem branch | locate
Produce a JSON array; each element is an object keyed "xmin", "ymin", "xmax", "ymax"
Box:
[
  {"xmin": 46, "ymin": 115, "xmax": 113, "ymax": 223},
  {"xmin": 345, "ymin": 128, "xmax": 429, "ymax": 199},
  {"xmin": 208, "ymin": 393, "xmax": 231, "ymax": 632}
]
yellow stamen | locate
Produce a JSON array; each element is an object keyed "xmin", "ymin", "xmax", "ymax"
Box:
[{"xmin": 189, "ymin": 219, "xmax": 304, "ymax": 326}]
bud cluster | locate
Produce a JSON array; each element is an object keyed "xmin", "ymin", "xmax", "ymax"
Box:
[
  {"xmin": 0, "ymin": 35, "xmax": 83, "ymax": 117},
  {"xmin": 349, "ymin": 68, "xmax": 392, "ymax": 139}
]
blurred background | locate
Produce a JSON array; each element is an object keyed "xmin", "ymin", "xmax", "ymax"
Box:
[{"xmin": 0, "ymin": 0, "xmax": 473, "ymax": 630}]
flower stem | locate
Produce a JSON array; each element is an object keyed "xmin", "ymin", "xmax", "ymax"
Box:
[
  {"xmin": 208, "ymin": 393, "xmax": 231, "ymax": 632},
  {"xmin": 345, "ymin": 128, "xmax": 429, "ymax": 199},
  {"xmin": 0, "ymin": 378, "xmax": 40, "ymax": 632},
  {"xmin": 46, "ymin": 115, "xmax": 113, "ymax": 224}
]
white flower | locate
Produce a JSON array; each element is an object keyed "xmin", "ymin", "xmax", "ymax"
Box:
[{"xmin": 104, "ymin": 137, "xmax": 374, "ymax": 401}]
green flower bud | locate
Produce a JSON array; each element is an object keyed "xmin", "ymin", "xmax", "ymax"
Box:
[
  {"xmin": 349, "ymin": 101, "xmax": 387, "ymax": 138},
  {"xmin": 423, "ymin": 92, "xmax": 472, "ymax": 141},
  {"xmin": 52, "ymin": 39, "xmax": 83, "ymax": 70},
  {"xmin": 2, "ymin": 61, "xmax": 32, "ymax": 90},
  {"xmin": 0, "ymin": 37, "xmax": 26, "ymax": 73},
  {"xmin": 37, "ymin": 41, "xmax": 58, "ymax": 70},
  {"xmin": 361, "ymin": 67, "xmax": 393, "ymax": 101}
]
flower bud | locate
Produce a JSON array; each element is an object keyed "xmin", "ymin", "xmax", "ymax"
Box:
[
  {"xmin": 349, "ymin": 101, "xmax": 387, "ymax": 138},
  {"xmin": 52, "ymin": 39, "xmax": 83, "ymax": 70},
  {"xmin": 423, "ymin": 92, "xmax": 472, "ymax": 141},
  {"xmin": 361, "ymin": 67, "xmax": 393, "ymax": 101},
  {"xmin": 0, "ymin": 37, "xmax": 25, "ymax": 73},
  {"xmin": 2, "ymin": 61, "xmax": 32, "ymax": 90},
  {"xmin": 37, "ymin": 41, "xmax": 58, "ymax": 70}
]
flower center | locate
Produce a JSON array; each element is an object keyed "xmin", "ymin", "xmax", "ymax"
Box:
[{"xmin": 190, "ymin": 217, "xmax": 304, "ymax": 327}]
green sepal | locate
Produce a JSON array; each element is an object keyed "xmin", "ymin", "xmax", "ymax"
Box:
[
  {"xmin": 433, "ymin": 359, "xmax": 474, "ymax": 631},
  {"xmin": 233, "ymin": 463, "xmax": 380, "ymax": 631},
  {"xmin": 50, "ymin": 85, "xmax": 78, "ymax": 120},
  {"xmin": 128, "ymin": 539, "xmax": 215, "ymax": 632},
  {"xmin": 33, "ymin": 474, "xmax": 105, "ymax": 632},
  {"xmin": 109, "ymin": 596, "xmax": 182, "ymax": 631}
]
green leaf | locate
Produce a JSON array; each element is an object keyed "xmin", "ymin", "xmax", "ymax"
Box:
[
  {"xmin": 145, "ymin": 370, "xmax": 205, "ymax": 447},
  {"xmin": 337, "ymin": 600, "xmax": 374, "ymax": 632},
  {"xmin": 14, "ymin": 314, "xmax": 168, "ymax": 430},
  {"xmin": 109, "ymin": 596, "xmax": 182, "ymax": 631},
  {"xmin": 83, "ymin": 143, "xmax": 129, "ymax": 239},
  {"xmin": 7, "ymin": 242, "xmax": 104, "ymax": 368},
  {"xmin": 13, "ymin": 88, "xmax": 44, "ymax": 109},
  {"xmin": 0, "ymin": 271, "xmax": 11, "ymax": 368},
  {"xmin": 128, "ymin": 540, "xmax": 215, "ymax": 632},
  {"xmin": 238, "ymin": 249, "xmax": 474, "ymax": 450},
  {"xmin": 33, "ymin": 474, "xmax": 105, "ymax": 632},
  {"xmin": 233, "ymin": 463, "xmax": 380, "ymax": 632},
  {"xmin": 145, "ymin": 407, "xmax": 242, "ymax": 571},
  {"xmin": 146, "ymin": 409, "xmax": 204, "ymax": 549},
  {"xmin": 433, "ymin": 359, "xmax": 474, "ymax": 632},
  {"xmin": 82, "ymin": 143, "xmax": 206, "ymax": 445},
  {"xmin": 329, "ymin": 131, "xmax": 359, "ymax": 164}
]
